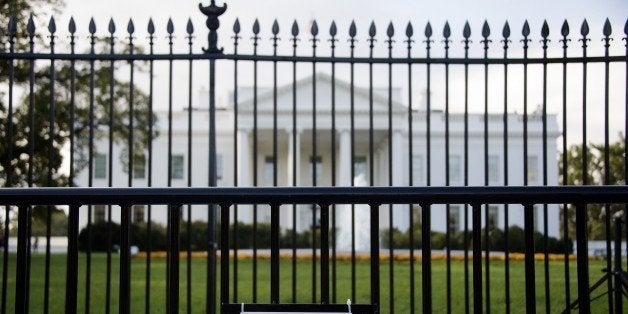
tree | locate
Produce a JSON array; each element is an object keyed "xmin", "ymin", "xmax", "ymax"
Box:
[
  {"xmin": 560, "ymin": 134, "xmax": 626, "ymax": 240},
  {"xmin": 1, "ymin": 0, "xmax": 155, "ymax": 235}
]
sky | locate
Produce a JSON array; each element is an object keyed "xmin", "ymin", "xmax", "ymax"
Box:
[{"xmin": 24, "ymin": 0, "xmax": 628, "ymax": 145}]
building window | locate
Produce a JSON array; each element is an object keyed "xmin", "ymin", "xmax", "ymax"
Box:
[
  {"xmin": 309, "ymin": 156, "xmax": 323, "ymax": 183},
  {"xmin": 488, "ymin": 155, "xmax": 500, "ymax": 183},
  {"xmin": 449, "ymin": 155, "xmax": 461, "ymax": 183},
  {"xmin": 354, "ymin": 156, "xmax": 367, "ymax": 185},
  {"xmin": 488, "ymin": 205, "xmax": 499, "ymax": 227},
  {"xmin": 264, "ymin": 156, "xmax": 274, "ymax": 183},
  {"xmin": 171, "ymin": 155, "xmax": 184, "ymax": 180},
  {"xmin": 133, "ymin": 205, "xmax": 145, "ymax": 223},
  {"xmin": 94, "ymin": 205, "xmax": 106, "ymax": 223},
  {"xmin": 94, "ymin": 154, "xmax": 107, "ymax": 179},
  {"xmin": 527, "ymin": 155, "xmax": 539, "ymax": 183},
  {"xmin": 412, "ymin": 155, "xmax": 423, "ymax": 185},
  {"xmin": 133, "ymin": 155, "xmax": 146, "ymax": 179},
  {"xmin": 216, "ymin": 154, "xmax": 223, "ymax": 180},
  {"xmin": 448, "ymin": 205, "xmax": 461, "ymax": 233}
]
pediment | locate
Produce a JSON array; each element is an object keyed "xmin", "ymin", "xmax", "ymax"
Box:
[{"xmin": 235, "ymin": 73, "xmax": 406, "ymax": 114}]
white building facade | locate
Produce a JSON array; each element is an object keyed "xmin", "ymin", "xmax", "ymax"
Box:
[{"xmin": 76, "ymin": 73, "xmax": 561, "ymax": 244}]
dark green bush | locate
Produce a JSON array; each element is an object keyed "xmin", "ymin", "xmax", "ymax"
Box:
[{"xmin": 381, "ymin": 225, "xmax": 573, "ymax": 254}]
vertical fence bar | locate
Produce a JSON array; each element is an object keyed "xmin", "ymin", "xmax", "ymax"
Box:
[
  {"xmin": 540, "ymin": 21, "xmax": 551, "ymax": 314},
  {"xmin": 65, "ymin": 204, "xmax": 80, "ymax": 313},
  {"xmin": 472, "ymin": 203, "xmax": 483, "ymax": 314},
  {"xmin": 524, "ymin": 204, "xmax": 536, "ymax": 314},
  {"xmin": 602, "ymin": 19, "xmax": 614, "ymax": 313},
  {"xmin": 57, "ymin": 26, "xmax": 74, "ymax": 312},
  {"xmin": 272, "ymin": 20, "xmax": 279, "ymax": 186},
  {"xmin": 232, "ymin": 18, "xmax": 241, "ymax": 304},
  {"xmin": 463, "ymin": 22, "xmax": 471, "ymax": 314},
  {"xmin": 575, "ymin": 203, "xmax": 590, "ymax": 313},
  {"xmin": 290, "ymin": 20, "xmax": 299, "ymax": 304},
  {"xmin": 625, "ymin": 19, "xmax": 628, "ymax": 276},
  {"xmin": 386, "ymin": 22, "xmax": 395, "ymax": 314},
  {"xmin": 15, "ymin": 205, "xmax": 29, "ymax": 312},
  {"xmin": 106, "ymin": 20, "xmax": 116, "ymax": 313},
  {"xmin": 422, "ymin": 203, "xmax": 433, "ymax": 314},
  {"xmin": 406, "ymin": 21, "xmax": 416, "ymax": 314},
  {"xmin": 424, "ymin": 22, "xmax": 434, "ymax": 314},
  {"xmin": 271, "ymin": 204, "xmax": 280, "ymax": 304},
  {"xmin": 221, "ymin": 204, "xmax": 230, "ymax": 306},
  {"xmin": 86, "ymin": 19, "xmax": 96, "ymax": 313},
  {"xmin": 367, "ymin": 26, "xmax": 376, "ymax": 306},
  {"xmin": 208, "ymin": 59, "xmax": 219, "ymax": 314},
  {"xmin": 481, "ymin": 21, "xmax": 491, "ymax": 314},
  {"xmin": 120, "ymin": 204, "xmax": 132, "ymax": 314},
  {"xmin": 522, "ymin": 23, "xmax": 534, "ymax": 313},
  {"xmin": 68, "ymin": 17, "xmax": 77, "ymax": 185},
  {"xmin": 320, "ymin": 203, "xmax": 330, "ymax": 304},
  {"xmin": 368, "ymin": 22, "xmax": 375, "ymax": 187},
  {"xmin": 560, "ymin": 20, "xmax": 571, "ymax": 311},
  {"xmin": 580, "ymin": 21, "xmax": 590, "ymax": 182},
  {"xmin": 614, "ymin": 218, "xmax": 622, "ymax": 313},
  {"xmin": 271, "ymin": 22, "xmax": 280, "ymax": 305},
  {"xmin": 579, "ymin": 22, "xmax": 591, "ymax": 314},
  {"xmin": 623, "ymin": 19, "xmax": 628, "ymax": 278},
  {"xmin": 25, "ymin": 17, "xmax": 36, "ymax": 313},
  {"xmin": 251, "ymin": 20, "xmax": 260, "ymax": 304},
  {"xmin": 1, "ymin": 16, "xmax": 16, "ymax": 314},
  {"xmin": 44, "ymin": 18, "xmax": 57, "ymax": 314},
  {"xmin": 502, "ymin": 21, "xmax": 511, "ymax": 314},
  {"xmin": 145, "ymin": 19, "xmax": 155, "ymax": 314},
  {"xmin": 186, "ymin": 18, "xmax": 194, "ymax": 314},
  {"xmin": 329, "ymin": 21, "xmax": 338, "ymax": 304},
  {"xmin": 165, "ymin": 19, "xmax": 175, "ymax": 313},
  {"xmin": 167, "ymin": 204, "xmax": 181, "ymax": 314},
  {"xmin": 443, "ymin": 21, "xmax": 452, "ymax": 314},
  {"xmin": 370, "ymin": 203, "xmax": 380, "ymax": 312},
  {"xmin": 311, "ymin": 22, "xmax": 319, "ymax": 303},
  {"xmin": 128, "ymin": 19, "xmax": 135, "ymax": 187},
  {"xmin": 349, "ymin": 21, "xmax": 357, "ymax": 303}
]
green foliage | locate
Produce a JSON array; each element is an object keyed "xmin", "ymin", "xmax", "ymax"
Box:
[
  {"xmin": 381, "ymin": 225, "xmax": 573, "ymax": 254},
  {"xmin": 1, "ymin": 1, "xmax": 157, "ymax": 239},
  {"xmin": 77, "ymin": 221, "xmax": 318, "ymax": 252},
  {"xmin": 30, "ymin": 206, "xmax": 68, "ymax": 236},
  {"xmin": 560, "ymin": 135, "xmax": 626, "ymax": 240}
]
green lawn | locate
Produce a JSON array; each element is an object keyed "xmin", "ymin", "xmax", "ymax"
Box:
[{"xmin": 0, "ymin": 253, "xmax": 623, "ymax": 313}]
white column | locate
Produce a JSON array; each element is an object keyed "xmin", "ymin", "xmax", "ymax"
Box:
[
  {"xmin": 339, "ymin": 129, "xmax": 351, "ymax": 186},
  {"xmin": 392, "ymin": 129, "xmax": 404, "ymax": 186},
  {"xmin": 238, "ymin": 129, "xmax": 250, "ymax": 187},
  {"xmin": 392, "ymin": 129, "xmax": 408, "ymax": 231},
  {"xmin": 287, "ymin": 129, "xmax": 301, "ymax": 186}
]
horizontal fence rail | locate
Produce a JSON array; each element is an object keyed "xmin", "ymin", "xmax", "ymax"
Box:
[
  {"xmin": 1, "ymin": 186, "xmax": 628, "ymax": 205},
  {"xmin": 1, "ymin": 186, "xmax": 628, "ymax": 314},
  {"xmin": 0, "ymin": 1, "xmax": 627, "ymax": 313}
]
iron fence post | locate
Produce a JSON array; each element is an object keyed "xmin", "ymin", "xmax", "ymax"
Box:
[
  {"xmin": 15, "ymin": 205, "xmax": 29, "ymax": 313},
  {"xmin": 576, "ymin": 203, "xmax": 590, "ymax": 313},
  {"xmin": 120, "ymin": 204, "xmax": 132, "ymax": 314},
  {"xmin": 200, "ymin": 2, "xmax": 226, "ymax": 312},
  {"xmin": 64, "ymin": 205, "xmax": 79, "ymax": 313},
  {"xmin": 614, "ymin": 218, "xmax": 623, "ymax": 314},
  {"xmin": 167, "ymin": 204, "xmax": 182, "ymax": 314}
]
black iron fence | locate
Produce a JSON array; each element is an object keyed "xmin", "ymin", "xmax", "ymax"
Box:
[{"xmin": 0, "ymin": 1, "xmax": 627, "ymax": 313}]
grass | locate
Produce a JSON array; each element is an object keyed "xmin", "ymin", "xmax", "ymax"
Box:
[{"xmin": 0, "ymin": 253, "xmax": 624, "ymax": 313}]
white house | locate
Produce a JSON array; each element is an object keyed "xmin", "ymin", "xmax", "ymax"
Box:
[{"xmin": 76, "ymin": 73, "xmax": 561, "ymax": 250}]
